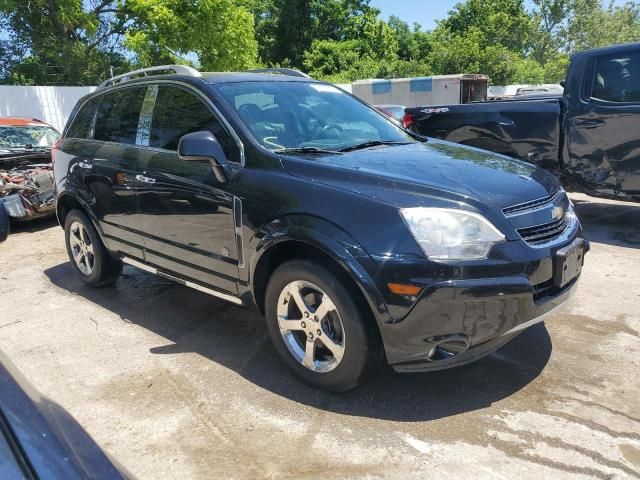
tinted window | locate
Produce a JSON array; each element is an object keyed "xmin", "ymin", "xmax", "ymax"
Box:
[
  {"xmin": 592, "ymin": 51, "xmax": 640, "ymax": 103},
  {"xmin": 94, "ymin": 87, "xmax": 147, "ymax": 144},
  {"xmin": 150, "ymin": 86, "xmax": 237, "ymax": 161},
  {"xmin": 217, "ymin": 81, "xmax": 412, "ymax": 151},
  {"xmin": 66, "ymin": 97, "xmax": 99, "ymax": 139}
]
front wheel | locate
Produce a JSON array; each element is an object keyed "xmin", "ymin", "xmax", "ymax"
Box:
[{"xmin": 265, "ymin": 260, "xmax": 380, "ymax": 392}]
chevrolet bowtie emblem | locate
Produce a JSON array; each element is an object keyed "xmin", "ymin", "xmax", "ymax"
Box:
[{"xmin": 552, "ymin": 206, "xmax": 565, "ymax": 221}]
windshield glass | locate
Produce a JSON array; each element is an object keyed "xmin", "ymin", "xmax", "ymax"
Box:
[
  {"xmin": 0, "ymin": 124, "xmax": 60, "ymax": 150},
  {"xmin": 216, "ymin": 81, "xmax": 414, "ymax": 151}
]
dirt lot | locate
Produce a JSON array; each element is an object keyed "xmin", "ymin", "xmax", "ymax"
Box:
[{"xmin": 1, "ymin": 192, "xmax": 639, "ymax": 479}]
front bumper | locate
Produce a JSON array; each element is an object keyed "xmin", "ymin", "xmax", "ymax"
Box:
[
  {"xmin": 388, "ymin": 275, "xmax": 578, "ymax": 372},
  {"xmin": 376, "ymin": 235, "xmax": 586, "ymax": 370}
]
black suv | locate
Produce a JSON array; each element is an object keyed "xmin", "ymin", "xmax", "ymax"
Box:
[{"xmin": 53, "ymin": 66, "xmax": 586, "ymax": 392}]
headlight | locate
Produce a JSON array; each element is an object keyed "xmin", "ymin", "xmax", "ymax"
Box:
[{"xmin": 400, "ymin": 207, "xmax": 505, "ymax": 260}]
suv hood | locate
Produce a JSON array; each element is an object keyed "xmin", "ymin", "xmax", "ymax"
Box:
[{"xmin": 281, "ymin": 139, "xmax": 560, "ymax": 211}]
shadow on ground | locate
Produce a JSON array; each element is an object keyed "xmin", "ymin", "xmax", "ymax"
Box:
[
  {"xmin": 573, "ymin": 198, "xmax": 640, "ymax": 248},
  {"xmin": 9, "ymin": 216, "xmax": 58, "ymax": 234},
  {"xmin": 45, "ymin": 261, "xmax": 552, "ymax": 422}
]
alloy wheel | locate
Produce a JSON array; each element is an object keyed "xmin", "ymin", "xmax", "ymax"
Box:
[
  {"xmin": 69, "ymin": 221, "xmax": 95, "ymax": 275},
  {"xmin": 277, "ymin": 280, "xmax": 346, "ymax": 373}
]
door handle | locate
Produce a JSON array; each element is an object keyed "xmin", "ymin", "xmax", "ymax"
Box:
[
  {"xmin": 136, "ymin": 174, "xmax": 156, "ymax": 184},
  {"xmin": 78, "ymin": 160, "xmax": 92, "ymax": 169},
  {"xmin": 575, "ymin": 119, "xmax": 605, "ymax": 129}
]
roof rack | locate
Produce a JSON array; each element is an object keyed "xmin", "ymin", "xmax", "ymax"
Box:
[
  {"xmin": 247, "ymin": 68, "xmax": 311, "ymax": 78},
  {"xmin": 98, "ymin": 65, "xmax": 201, "ymax": 88}
]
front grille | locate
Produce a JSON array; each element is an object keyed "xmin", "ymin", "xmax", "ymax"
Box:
[
  {"xmin": 502, "ymin": 189, "xmax": 559, "ymax": 216},
  {"xmin": 517, "ymin": 217, "xmax": 568, "ymax": 245}
]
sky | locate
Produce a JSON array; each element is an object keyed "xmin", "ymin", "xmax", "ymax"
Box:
[
  {"xmin": 371, "ymin": 0, "xmax": 631, "ymax": 31},
  {"xmin": 371, "ymin": 0, "xmax": 459, "ymax": 30}
]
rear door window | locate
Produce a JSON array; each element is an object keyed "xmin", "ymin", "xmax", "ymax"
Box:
[
  {"xmin": 93, "ymin": 87, "xmax": 147, "ymax": 144},
  {"xmin": 66, "ymin": 97, "xmax": 99, "ymax": 139},
  {"xmin": 149, "ymin": 86, "xmax": 238, "ymax": 162},
  {"xmin": 591, "ymin": 51, "xmax": 640, "ymax": 103}
]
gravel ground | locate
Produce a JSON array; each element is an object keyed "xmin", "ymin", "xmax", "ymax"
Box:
[{"xmin": 0, "ymin": 192, "xmax": 639, "ymax": 479}]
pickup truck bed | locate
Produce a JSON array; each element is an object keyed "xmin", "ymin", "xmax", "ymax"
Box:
[{"xmin": 405, "ymin": 96, "xmax": 564, "ymax": 173}]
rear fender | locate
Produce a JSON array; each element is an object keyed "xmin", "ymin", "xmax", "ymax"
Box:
[{"xmin": 55, "ymin": 192, "xmax": 106, "ymax": 241}]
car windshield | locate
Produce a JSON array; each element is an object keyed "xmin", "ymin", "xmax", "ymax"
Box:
[
  {"xmin": 216, "ymin": 81, "xmax": 414, "ymax": 152},
  {"xmin": 0, "ymin": 124, "xmax": 60, "ymax": 150}
]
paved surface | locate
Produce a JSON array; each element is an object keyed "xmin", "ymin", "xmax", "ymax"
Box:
[{"xmin": 1, "ymin": 192, "xmax": 639, "ymax": 479}]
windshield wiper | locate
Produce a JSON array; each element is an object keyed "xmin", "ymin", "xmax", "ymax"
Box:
[
  {"xmin": 275, "ymin": 147, "xmax": 342, "ymax": 155},
  {"xmin": 338, "ymin": 140, "xmax": 411, "ymax": 152}
]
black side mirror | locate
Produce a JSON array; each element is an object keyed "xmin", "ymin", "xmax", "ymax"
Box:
[
  {"xmin": 559, "ymin": 80, "xmax": 566, "ymax": 88},
  {"xmin": 178, "ymin": 131, "xmax": 230, "ymax": 183}
]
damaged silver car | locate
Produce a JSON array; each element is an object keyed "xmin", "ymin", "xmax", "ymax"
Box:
[{"xmin": 0, "ymin": 117, "xmax": 59, "ymax": 221}]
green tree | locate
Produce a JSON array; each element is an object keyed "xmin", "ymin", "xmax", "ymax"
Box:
[
  {"xmin": 426, "ymin": 0, "xmax": 541, "ymax": 83},
  {"xmin": 250, "ymin": 0, "xmax": 381, "ymax": 68},
  {"xmin": 438, "ymin": 0, "xmax": 535, "ymax": 54},
  {"xmin": 0, "ymin": 0, "xmax": 258, "ymax": 85},
  {"xmin": 124, "ymin": 0, "xmax": 258, "ymax": 70},
  {"xmin": 388, "ymin": 15, "xmax": 419, "ymax": 61},
  {"xmin": 0, "ymin": 0, "xmax": 131, "ymax": 84},
  {"xmin": 565, "ymin": 0, "xmax": 640, "ymax": 51}
]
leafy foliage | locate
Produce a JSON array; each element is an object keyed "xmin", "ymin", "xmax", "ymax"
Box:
[{"xmin": 0, "ymin": 0, "xmax": 639, "ymax": 86}]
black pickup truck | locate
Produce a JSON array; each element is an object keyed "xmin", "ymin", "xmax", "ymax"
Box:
[{"xmin": 404, "ymin": 43, "xmax": 640, "ymax": 201}]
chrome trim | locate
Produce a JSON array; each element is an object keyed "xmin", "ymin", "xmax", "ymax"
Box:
[
  {"xmin": 122, "ymin": 256, "xmax": 156, "ymax": 274},
  {"xmin": 122, "ymin": 257, "xmax": 243, "ymax": 305},
  {"xmin": 503, "ymin": 189, "xmax": 562, "ymax": 218},
  {"xmin": 500, "ymin": 301, "xmax": 565, "ymax": 337},
  {"xmin": 137, "ymin": 85, "xmax": 158, "ymax": 147},
  {"xmin": 185, "ymin": 280, "xmax": 243, "ymax": 305},
  {"xmin": 519, "ymin": 211, "xmax": 580, "ymax": 249},
  {"xmin": 247, "ymin": 68, "xmax": 311, "ymax": 78}
]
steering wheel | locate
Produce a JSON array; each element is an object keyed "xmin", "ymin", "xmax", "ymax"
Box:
[{"xmin": 317, "ymin": 124, "xmax": 343, "ymax": 139}]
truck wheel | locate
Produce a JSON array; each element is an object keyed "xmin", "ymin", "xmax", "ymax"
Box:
[
  {"xmin": 265, "ymin": 260, "xmax": 380, "ymax": 392},
  {"xmin": 64, "ymin": 209, "xmax": 122, "ymax": 287}
]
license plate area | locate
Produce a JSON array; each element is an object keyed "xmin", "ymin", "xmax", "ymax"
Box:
[{"xmin": 553, "ymin": 238, "xmax": 584, "ymax": 288}]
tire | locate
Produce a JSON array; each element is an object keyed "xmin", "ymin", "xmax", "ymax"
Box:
[
  {"xmin": 64, "ymin": 209, "xmax": 122, "ymax": 287},
  {"xmin": 265, "ymin": 260, "xmax": 380, "ymax": 392}
]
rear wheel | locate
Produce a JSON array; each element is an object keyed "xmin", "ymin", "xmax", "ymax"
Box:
[
  {"xmin": 265, "ymin": 260, "xmax": 380, "ymax": 392},
  {"xmin": 64, "ymin": 209, "xmax": 122, "ymax": 287}
]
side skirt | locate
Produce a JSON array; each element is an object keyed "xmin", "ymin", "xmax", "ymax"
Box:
[{"xmin": 122, "ymin": 256, "xmax": 243, "ymax": 306}]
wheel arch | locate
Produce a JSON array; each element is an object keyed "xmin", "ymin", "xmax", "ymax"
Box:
[
  {"xmin": 55, "ymin": 193, "xmax": 105, "ymax": 238},
  {"xmin": 247, "ymin": 219, "xmax": 393, "ymax": 330}
]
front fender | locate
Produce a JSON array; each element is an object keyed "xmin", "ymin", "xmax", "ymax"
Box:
[{"xmin": 242, "ymin": 214, "xmax": 394, "ymax": 328}]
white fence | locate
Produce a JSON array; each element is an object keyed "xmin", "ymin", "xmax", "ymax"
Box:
[
  {"xmin": 0, "ymin": 82, "xmax": 566, "ymax": 134},
  {"xmin": 0, "ymin": 86, "xmax": 97, "ymax": 132}
]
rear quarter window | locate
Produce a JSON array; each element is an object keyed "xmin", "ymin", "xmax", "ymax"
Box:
[{"xmin": 66, "ymin": 97, "xmax": 99, "ymax": 139}]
